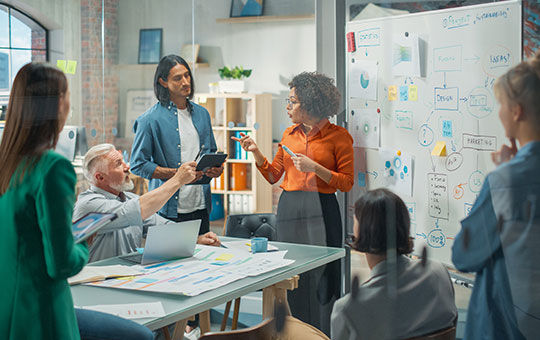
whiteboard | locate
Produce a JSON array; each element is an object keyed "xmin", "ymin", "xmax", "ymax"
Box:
[{"xmin": 345, "ymin": 0, "xmax": 522, "ymax": 265}]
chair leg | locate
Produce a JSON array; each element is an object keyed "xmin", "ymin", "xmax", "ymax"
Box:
[
  {"xmin": 221, "ymin": 301, "xmax": 232, "ymax": 331},
  {"xmin": 231, "ymin": 297, "xmax": 241, "ymax": 330},
  {"xmin": 161, "ymin": 326, "xmax": 171, "ymax": 340}
]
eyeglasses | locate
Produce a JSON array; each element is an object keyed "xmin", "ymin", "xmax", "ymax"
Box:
[{"xmin": 285, "ymin": 97, "xmax": 300, "ymax": 106}]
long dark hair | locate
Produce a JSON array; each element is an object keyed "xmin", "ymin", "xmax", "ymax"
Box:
[
  {"xmin": 154, "ymin": 54, "xmax": 194, "ymax": 106},
  {"xmin": 0, "ymin": 62, "xmax": 68, "ymax": 194}
]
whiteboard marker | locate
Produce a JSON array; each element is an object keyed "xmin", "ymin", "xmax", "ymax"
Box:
[{"xmin": 282, "ymin": 145, "xmax": 296, "ymax": 157}]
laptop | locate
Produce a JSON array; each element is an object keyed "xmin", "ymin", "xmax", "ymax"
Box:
[{"xmin": 122, "ymin": 219, "xmax": 201, "ymax": 265}]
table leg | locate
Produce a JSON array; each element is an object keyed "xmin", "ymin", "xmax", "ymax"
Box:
[
  {"xmin": 171, "ymin": 319, "xmax": 188, "ymax": 340},
  {"xmin": 199, "ymin": 310, "xmax": 211, "ymax": 334},
  {"xmin": 262, "ymin": 275, "xmax": 298, "ymax": 319}
]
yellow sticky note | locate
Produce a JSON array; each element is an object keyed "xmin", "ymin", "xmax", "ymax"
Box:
[
  {"xmin": 215, "ymin": 253, "xmax": 234, "ymax": 261},
  {"xmin": 409, "ymin": 85, "xmax": 418, "ymax": 101},
  {"xmin": 56, "ymin": 60, "xmax": 67, "ymax": 72},
  {"xmin": 431, "ymin": 141, "xmax": 447, "ymax": 156},
  {"xmin": 388, "ymin": 85, "xmax": 398, "ymax": 101},
  {"xmin": 66, "ymin": 60, "xmax": 77, "ymax": 74}
]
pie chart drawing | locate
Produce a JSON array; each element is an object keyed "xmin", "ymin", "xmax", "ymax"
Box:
[{"xmin": 360, "ymin": 72, "xmax": 370, "ymax": 89}]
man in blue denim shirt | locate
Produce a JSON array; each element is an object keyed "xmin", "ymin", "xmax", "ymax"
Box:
[
  {"xmin": 130, "ymin": 55, "xmax": 223, "ymax": 237},
  {"xmin": 452, "ymin": 55, "xmax": 540, "ymax": 339}
]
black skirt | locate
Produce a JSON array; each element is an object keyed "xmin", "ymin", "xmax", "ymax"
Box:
[{"xmin": 276, "ymin": 190, "xmax": 343, "ymax": 335}]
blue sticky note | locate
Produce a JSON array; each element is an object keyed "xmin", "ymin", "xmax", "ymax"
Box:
[
  {"xmin": 399, "ymin": 86, "xmax": 409, "ymax": 101},
  {"xmin": 442, "ymin": 120, "xmax": 453, "ymax": 137},
  {"xmin": 358, "ymin": 172, "xmax": 366, "ymax": 187}
]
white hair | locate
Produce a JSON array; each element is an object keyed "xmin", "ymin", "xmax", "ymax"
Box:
[{"xmin": 83, "ymin": 143, "xmax": 116, "ymax": 184}]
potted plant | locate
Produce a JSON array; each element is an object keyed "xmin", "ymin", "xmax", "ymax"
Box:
[{"xmin": 218, "ymin": 66, "xmax": 252, "ymax": 93}]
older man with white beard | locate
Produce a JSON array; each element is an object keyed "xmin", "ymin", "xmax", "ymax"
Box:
[{"xmin": 73, "ymin": 143, "xmax": 220, "ymax": 262}]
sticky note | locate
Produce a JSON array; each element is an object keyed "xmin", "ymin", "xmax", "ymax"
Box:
[
  {"xmin": 215, "ymin": 253, "xmax": 234, "ymax": 261},
  {"xmin": 56, "ymin": 60, "xmax": 67, "ymax": 72},
  {"xmin": 66, "ymin": 60, "xmax": 77, "ymax": 74},
  {"xmin": 431, "ymin": 141, "xmax": 447, "ymax": 156},
  {"xmin": 399, "ymin": 86, "xmax": 409, "ymax": 101},
  {"xmin": 409, "ymin": 85, "xmax": 418, "ymax": 101},
  {"xmin": 358, "ymin": 172, "xmax": 366, "ymax": 187},
  {"xmin": 442, "ymin": 120, "xmax": 453, "ymax": 137},
  {"xmin": 388, "ymin": 85, "xmax": 398, "ymax": 101}
]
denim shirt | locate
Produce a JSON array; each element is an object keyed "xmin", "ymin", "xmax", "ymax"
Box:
[
  {"xmin": 452, "ymin": 141, "xmax": 540, "ymax": 340},
  {"xmin": 130, "ymin": 101, "xmax": 217, "ymax": 218}
]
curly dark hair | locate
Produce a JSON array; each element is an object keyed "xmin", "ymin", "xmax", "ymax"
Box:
[
  {"xmin": 288, "ymin": 72, "xmax": 341, "ymax": 120},
  {"xmin": 352, "ymin": 188, "xmax": 414, "ymax": 255}
]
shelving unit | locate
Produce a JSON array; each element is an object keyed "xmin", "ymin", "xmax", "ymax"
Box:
[
  {"xmin": 193, "ymin": 93, "xmax": 273, "ymax": 215},
  {"xmin": 216, "ymin": 14, "xmax": 314, "ymax": 24}
]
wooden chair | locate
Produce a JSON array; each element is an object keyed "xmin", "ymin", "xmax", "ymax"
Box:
[
  {"xmin": 406, "ymin": 326, "xmax": 456, "ymax": 340},
  {"xmin": 200, "ymin": 316, "xmax": 330, "ymax": 340}
]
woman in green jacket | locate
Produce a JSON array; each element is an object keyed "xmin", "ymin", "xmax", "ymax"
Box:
[
  {"xmin": 0, "ymin": 64, "xmax": 153, "ymax": 339},
  {"xmin": 0, "ymin": 62, "xmax": 86, "ymax": 339}
]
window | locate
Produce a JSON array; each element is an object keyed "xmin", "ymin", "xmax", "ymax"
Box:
[{"xmin": 0, "ymin": 4, "xmax": 47, "ymax": 103}]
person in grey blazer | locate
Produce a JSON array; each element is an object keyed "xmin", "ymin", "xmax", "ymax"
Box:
[{"xmin": 331, "ymin": 189, "xmax": 457, "ymax": 340}]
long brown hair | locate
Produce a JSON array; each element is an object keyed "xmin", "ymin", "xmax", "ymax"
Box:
[{"xmin": 0, "ymin": 62, "xmax": 67, "ymax": 194}]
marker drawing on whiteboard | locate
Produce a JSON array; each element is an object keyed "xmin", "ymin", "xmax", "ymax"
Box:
[{"xmin": 281, "ymin": 145, "xmax": 296, "ymax": 157}]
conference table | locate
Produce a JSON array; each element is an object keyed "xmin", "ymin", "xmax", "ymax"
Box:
[{"xmin": 71, "ymin": 237, "xmax": 345, "ymax": 338}]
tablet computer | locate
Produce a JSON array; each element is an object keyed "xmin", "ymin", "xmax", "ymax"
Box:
[
  {"xmin": 72, "ymin": 212, "xmax": 117, "ymax": 243},
  {"xmin": 188, "ymin": 153, "xmax": 228, "ymax": 185}
]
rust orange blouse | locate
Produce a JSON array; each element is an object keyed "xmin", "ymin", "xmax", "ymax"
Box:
[{"xmin": 256, "ymin": 119, "xmax": 354, "ymax": 194}]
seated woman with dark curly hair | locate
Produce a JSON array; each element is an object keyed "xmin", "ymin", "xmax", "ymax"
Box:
[{"xmin": 331, "ymin": 189, "xmax": 457, "ymax": 340}]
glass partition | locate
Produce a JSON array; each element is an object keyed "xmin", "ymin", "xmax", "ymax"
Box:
[{"xmin": 2, "ymin": 1, "xmax": 539, "ymax": 339}]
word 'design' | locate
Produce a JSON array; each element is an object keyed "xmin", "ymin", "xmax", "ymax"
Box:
[
  {"xmin": 462, "ymin": 133, "xmax": 496, "ymax": 151},
  {"xmin": 434, "ymin": 87, "xmax": 459, "ymax": 111},
  {"xmin": 428, "ymin": 173, "xmax": 449, "ymax": 220}
]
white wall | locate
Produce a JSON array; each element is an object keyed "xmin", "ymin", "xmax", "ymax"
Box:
[{"xmin": 117, "ymin": 0, "xmax": 316, "ymax": 140}]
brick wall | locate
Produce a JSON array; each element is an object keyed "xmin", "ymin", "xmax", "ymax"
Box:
[
  {"xmin": 31, "ymin": 30, "xmax": 46, "ymax": 62},
  {"xmin": 81, "ymin": 0, "xmax": 119, "ymax": 146}
]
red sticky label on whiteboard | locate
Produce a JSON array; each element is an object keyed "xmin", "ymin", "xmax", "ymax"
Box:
[{"xmin": 346, "ymin": 32, "xmax": 356, "ymax": 52}]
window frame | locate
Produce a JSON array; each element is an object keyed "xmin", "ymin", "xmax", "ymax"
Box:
[{"xmin": 0, "ymin": 2, "xmax": 48, "ymax": 105}]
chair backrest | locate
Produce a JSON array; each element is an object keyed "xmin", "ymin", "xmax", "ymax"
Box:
[
  {"xmin": 225, "ymin": 213, "xmax": 277, "ymax": 240},
  {"xmin": 199, "ymin": 316, "xmax": 330, "ymax": 340},
  {"xmin": 199, "ymin": 317, "xmax": 276, "ymax": 340},
  {"xmin": 406, "ymin": 326, "xmax": 456, "ymax": 340}
]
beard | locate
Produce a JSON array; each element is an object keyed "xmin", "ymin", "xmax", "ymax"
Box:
[{"xmin": 110, "ymin": 178, "xmax": 134, "ymax": 193}]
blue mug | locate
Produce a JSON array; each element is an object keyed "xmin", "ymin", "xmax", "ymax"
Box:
[{"xmin": 251, "ymin": 237, "xmax": 268, "ymax": 253}]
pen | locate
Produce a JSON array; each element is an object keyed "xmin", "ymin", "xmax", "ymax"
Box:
[{"xmin": 194, "ymin": 144, "xmax": 205, "ymax": 162}]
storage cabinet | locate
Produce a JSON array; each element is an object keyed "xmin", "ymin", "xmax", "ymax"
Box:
[{"xmin": 193, "ymin": 93, "xmax": 273, "ymax": 215}]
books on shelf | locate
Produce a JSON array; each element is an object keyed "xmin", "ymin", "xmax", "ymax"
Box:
[
  {"xmin": 230, "ymin": 163, "xmax": 247, "ymax": 191},
  {"xmin": 211, "ymin": 173, "xmax": 225, "ymax": 190},
  {"xmin": 228, "ymin": 194, "xmax": 254, "ymax": 214},
  {"xmin": 233, "ymin": 131, "xmax": 249, "ymax": 160}
]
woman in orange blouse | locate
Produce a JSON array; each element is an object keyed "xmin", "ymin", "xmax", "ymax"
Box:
[{"xmin": 232, "ymin": 72, "xmax": 354, "ymax": 334}]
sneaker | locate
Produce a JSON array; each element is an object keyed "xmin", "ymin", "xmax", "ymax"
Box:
[{"xmin": 184, "ymin": 326, "xmax": 201, "ymax": 340}]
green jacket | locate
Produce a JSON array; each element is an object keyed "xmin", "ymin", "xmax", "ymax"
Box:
[{"xmin": 0, "ymin": 150, "xmax": 88, "ymax": 339}]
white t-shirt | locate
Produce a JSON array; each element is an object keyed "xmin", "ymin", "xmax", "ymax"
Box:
[{"xmin": 177, "ymin": 107, "xmax": 205, "ymax": 213}]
